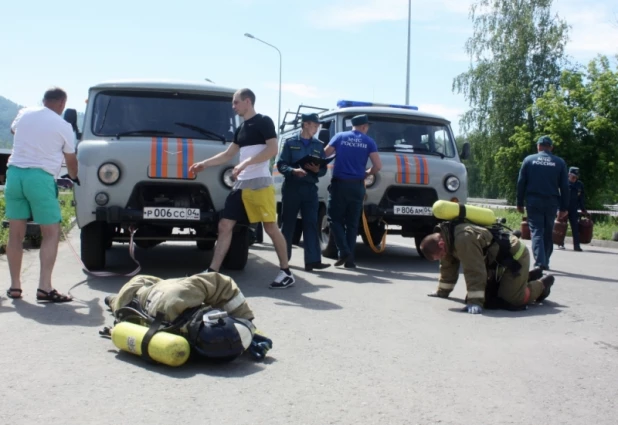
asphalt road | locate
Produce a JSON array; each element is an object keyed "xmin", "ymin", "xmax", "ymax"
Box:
[{"xmin": 1, "ymin": 227, "xmax": 617, "ymax": 425}]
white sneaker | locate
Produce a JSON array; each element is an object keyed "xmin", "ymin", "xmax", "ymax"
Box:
[{"xmin": 269, "ymin": 269, "xmax": 295, "ymax": 289}]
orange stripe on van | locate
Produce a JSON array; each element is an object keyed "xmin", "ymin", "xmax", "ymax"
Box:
[
  {"xmin": 176, "ymin": 138, "xmax": 183, "ymax": 178},
  {"xmin": 188, "ymin": 139, "xmax": 194, "ymax": 178},
  {"xmin": 413, "ymin": 156, "xmax": 421, "ymax": 184},
  {"xmin": 403, "ymin": 155, "xmax": 411, "ymax": 184},
  {"xmin": 161, "ymin": 138, "xmax": 168, "ymax": 178},
  {"xmin": 395, "ymin": 154, "xmax": 402, "ymax": 183},
  {"xmin": 150, "ymin": 137, "xmax": 157, "ymax": 177},
  {"xmin": 422, "ymin": 157, "xmax": 429, "ymax": 184}
]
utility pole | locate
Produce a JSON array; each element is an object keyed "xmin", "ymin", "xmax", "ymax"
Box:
[{"xmin": 405, "ymin": 0, "xmax": 411, "ymax": 105}]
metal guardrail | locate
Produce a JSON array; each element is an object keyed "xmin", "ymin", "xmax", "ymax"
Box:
[
  {"xmin": 468, "ymin": 198, "xmax": 508, "ymax": 205},
  {"xmin": 468, "ymin": 201, "xmax": 618, "ymax": 217}
]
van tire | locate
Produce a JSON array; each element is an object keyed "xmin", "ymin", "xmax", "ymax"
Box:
[
  {"xmin": 415, "ymin": 235, "xmax": 427, "ymax": 260},
  {"xmin": 197, "ymin": 240, "xmax": 215, "ymax": 251},
  {"xmin": 223, "ymin": 226, "xmax": 249, "ymax": 270},
  {"xmin": 319, "ymin": 205, "xmax": 338, "ymax": 259},
  {"xmin": 254, "ymin": 223, "xmax": 264, "ymax": 243},
  {"xmin": 361, "ymin": 222, "xmax": 386, "ymax": 249},
  {"xmin": 81, "ymin": 221, "xmax": 107, "ymax": 270}
]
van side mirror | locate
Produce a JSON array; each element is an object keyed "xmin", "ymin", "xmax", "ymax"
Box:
[
  {"xmin": 63, "ymin": 109, "xmax": 82, "ymax": 140},
  {"xmin": 460, "ymin": 142, "xmax": 471, "ymax": 160}
]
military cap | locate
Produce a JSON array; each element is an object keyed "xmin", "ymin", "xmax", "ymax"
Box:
[
  {"xmin": 568, "ymin": 167, "xmax": 580, "ymax": 176},
  {"xmin": 351, "ymin": 114, "xmax": 372, "ymax": 126},
  {"xmin": 537, "ymin": 135, "xmax": 553, "ymax": 146},
  {"xmin": 301, "ymin": 113, "xmax": 320, "ymax": 123}
]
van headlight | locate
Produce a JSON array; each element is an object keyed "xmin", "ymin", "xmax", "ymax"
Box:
[
  {"xmin": 365, "ymin": 174, "xmax": 376, "ymax": 188},
  {"xmin": 222, "ymin": 167, "xmax": 235, "ymax": 188},
  {"xmin": 98, "ymin": 163, "xmax": 121, "ymax": 185},
  {"xmin": 444, "ymin": 176, "xmax": 460, "ymax": 192}
]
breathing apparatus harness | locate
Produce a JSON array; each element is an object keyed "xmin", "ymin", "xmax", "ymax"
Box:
[
  {"xmin": 439, "ymin": 204, "xmax": 529, "ymax": 312},
  {"xmin": 99, "ymin": 301, "xmax": 272, "ymax": 362},
  {"xmin": 444, "ymin": 204, "xmax": 523, "ymax": 277}
]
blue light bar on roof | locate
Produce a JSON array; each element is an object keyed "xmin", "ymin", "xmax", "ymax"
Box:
[{"xmin": 336, "ymin": 99, "xmax": 419, "ymax": 111}]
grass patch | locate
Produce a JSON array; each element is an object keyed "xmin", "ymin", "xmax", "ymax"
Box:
[
  {"xmin": 0, "ymin": 191, "xmax": 76, "ymax": 251},
  {"xmin": 488, "ymin": 208, "xmax": 618, "ymax": 241}
]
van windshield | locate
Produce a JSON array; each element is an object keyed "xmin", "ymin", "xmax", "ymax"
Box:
[
  {"xmin": 91, "ymin": 90, "xmax": 237, "ymax": 141},
  {"xmin": 343, "ymin": 115, "xmax": 456, "ymax": 158}
]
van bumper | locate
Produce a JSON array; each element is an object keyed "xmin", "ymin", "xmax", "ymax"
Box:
[
  {"xmin": 95, "ymin": 206, "xmax": 217, "ymax": 224},
  {"xmin": 363, "ymin": 203, "xmax": 438, "ymax": 236}
]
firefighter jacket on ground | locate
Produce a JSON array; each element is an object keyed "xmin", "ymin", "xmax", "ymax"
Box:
[
  {"xmin": 108, "ymin": 272, "xmax": 254, "ymax": 325},
  {"xmin": 104, "ymin": 273, "xmax": 274, "ymax": 362},
  {"xmin": 435, "ymin": 222, "xmax": 545, "ymax": 307}
]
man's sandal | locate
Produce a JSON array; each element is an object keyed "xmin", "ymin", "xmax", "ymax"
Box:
[
  {"xmin": 36, "ymin": 289, "xmax": 73, "ymax": 303},
  {"xmin": 6, "ymin": 288, "xmax": 23, "ymax": 299}
]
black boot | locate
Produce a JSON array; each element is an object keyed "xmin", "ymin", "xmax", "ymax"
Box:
[
  {"xmin": 305, "ymin": 262, "xmax": 331, "ymax": 271},
  {"xmin": 528, "ymin": 267, "xmax": 544, "ymax": 282},
  {"xmin": 536, "ymin": 275, "xmax": 555, "ymax": 303}
]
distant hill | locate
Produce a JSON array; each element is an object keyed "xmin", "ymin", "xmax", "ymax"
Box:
[
  {"xmin": 0, "ymin": 96, "xmax": 84, "ymax": 148},
  {"xmin": 0, "ymin": 96, "xmax": 23, "ymax": 148}
]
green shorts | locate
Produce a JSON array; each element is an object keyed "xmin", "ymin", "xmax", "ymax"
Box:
[{"xmin": 4, "ymin": 166, "xmax": 61, "ymax": 225}]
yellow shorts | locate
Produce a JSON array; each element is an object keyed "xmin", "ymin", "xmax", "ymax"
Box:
[
  {"xmin": 242, "ymin": 185, "xmax": 276, "ymax": 223},
  {"xmin": 222, "ymin": 185, "xmax": 277, "ymax": 224}
]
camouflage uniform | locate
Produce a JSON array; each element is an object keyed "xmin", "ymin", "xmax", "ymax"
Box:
[
  {"xmin": 434, "ymin": 222, "xmax": 545, "ymax": 308},
  {"xmin": 107, "ymin": 272, "xmax": 254, "ymax": 324}
]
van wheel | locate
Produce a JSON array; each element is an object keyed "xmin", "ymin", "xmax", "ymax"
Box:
[
  {"xmin": 197, "ymin": 240, "xmax": 215, "ymax": 251},
  {"xmin": 254, "ymin": 223, "xmax": 264, "ymax": 244},
  {"xmin": 30, "ymin": 235, "xmax": 42, "ymax": 249},
  {"xmin": 415, "ymin": 235, "xmax": 427, "ymax": 260},
  {"xmin": 319, "ymin": 206, "xmax": 338, "ymax": 259},
  {"xmin": 361, "ymin": 222, "xmax": 386, "ymax": 249},
  {"xmin": 81, "ymin": 221, "xmax": 107, "ymax": 270},
  {"xmin": 223, "ymin": 226, "xmax": 249, "ymax": 270}
]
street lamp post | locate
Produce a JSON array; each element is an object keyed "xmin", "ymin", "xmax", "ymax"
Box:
[
  {"xmin": 405, "ymin": 0, "xmax": 411, "ymax": 105},
  {"xmin": 244, "ymin": 33, "xmax": 282, "ymax": 133}
]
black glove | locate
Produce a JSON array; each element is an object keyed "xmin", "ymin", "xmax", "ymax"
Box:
[
  {"xmin": 248, "ymin": 333, "xmax": 273, "ymax": 361},
  {"xmin": 60, "ymin": 173, "xmax": 80, "ymax": 186}
]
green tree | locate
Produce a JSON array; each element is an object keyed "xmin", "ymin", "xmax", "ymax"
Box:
[
  {"xmin": 456, "ymin": 133, "xmax": 485, "ymax": 197},
  {"xmin": 453, "ymin": 0, "xmax": 570, "ymax": 201},
  {"xmin": 509, "ymin": 55, "xmax": 618, "ymax": 207}
]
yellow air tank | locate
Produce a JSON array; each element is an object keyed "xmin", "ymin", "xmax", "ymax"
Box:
[
  {"xmin": 111, "ymin": 321, "xmax": 191, "ymax": 367},
  {"xmin": 432, "ymin": 200, "xmax": 496, "ymax": 227}
]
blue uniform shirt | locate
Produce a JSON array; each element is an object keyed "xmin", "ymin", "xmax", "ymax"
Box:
[
  {"xmin": 568, "ymin": 180, "xmax": 586, "ymax": 211},
  {"xmin": 276, "ymin": 134, "xmax": 327, "ymax": 185},
  {"xmin": 328, "ymin": 130, "xmax": 378, "ymax": 180},
  {"xmin": 516, "ymin": 151, "xmax": 569, "ymax": 210}
]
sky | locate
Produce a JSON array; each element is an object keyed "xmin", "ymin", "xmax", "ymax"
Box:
[{"xmin": 1, "ymin": 0, "xmax": 617, "ymax": 136}]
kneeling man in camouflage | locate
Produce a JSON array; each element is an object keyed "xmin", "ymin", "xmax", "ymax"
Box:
[{"xmin": 420, "ymin": 222, "xmax": 555, "ymax": 315}]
